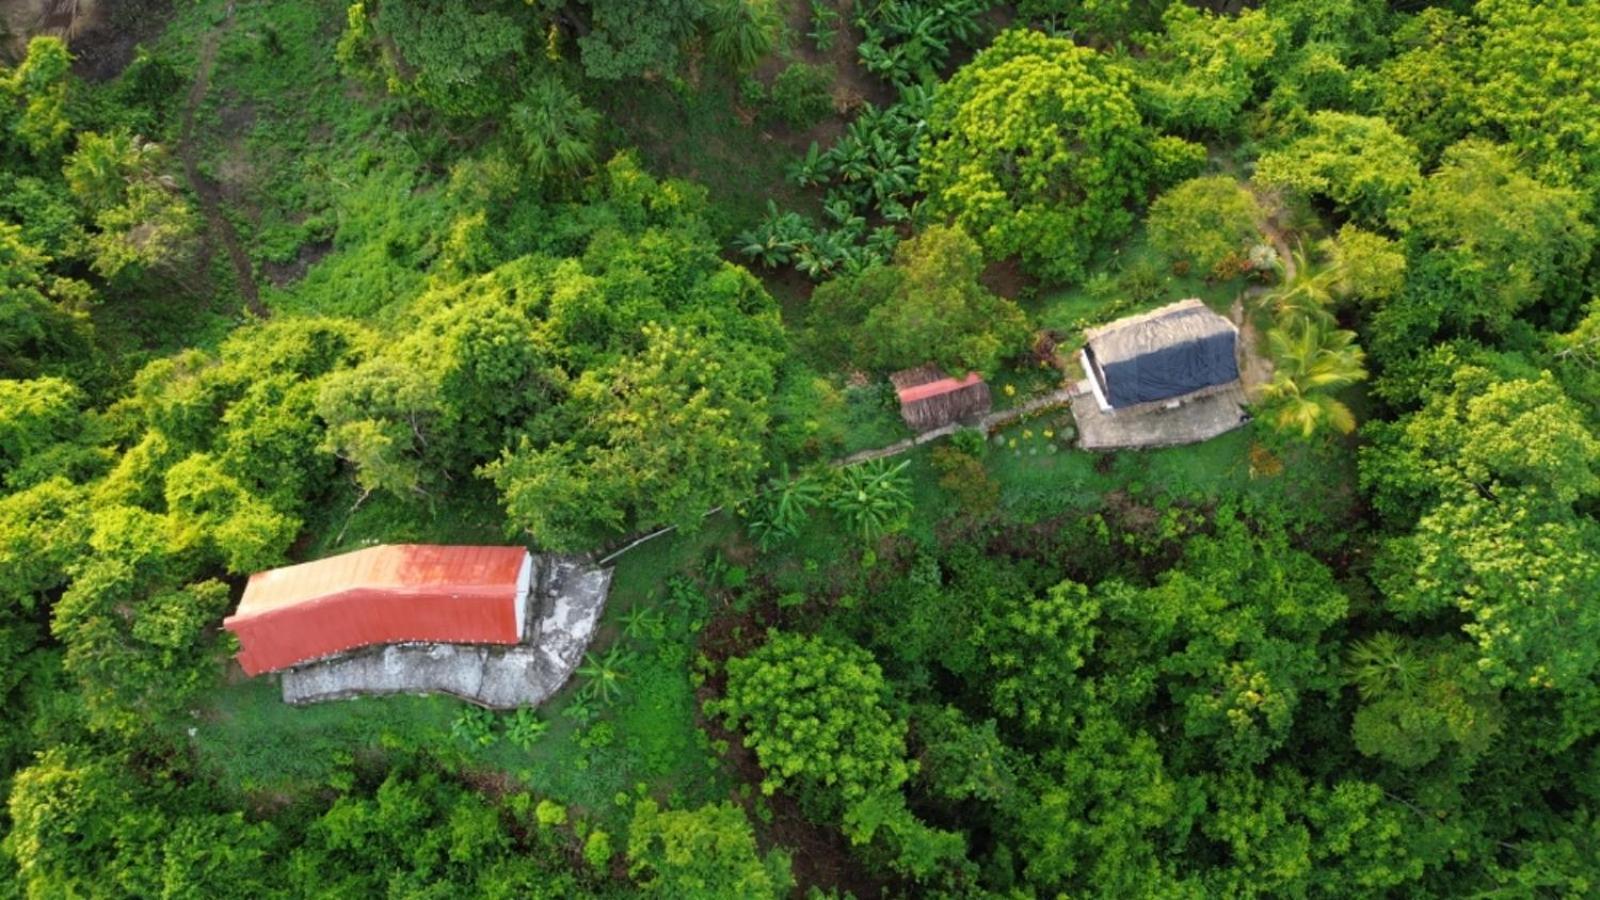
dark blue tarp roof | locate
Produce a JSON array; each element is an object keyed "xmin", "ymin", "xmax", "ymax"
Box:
[
  {"xmin": 1086, "ymin": 302, "xmax": 1240, "ymax": 408},
  {"xmin": 1094, "ymin": 331, "xmax": 1238, "ymax": 407}
]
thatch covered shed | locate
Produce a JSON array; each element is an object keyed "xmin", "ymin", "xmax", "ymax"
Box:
[
  {"xmin": 1071, "ymin": 299, "xmax": 1249, "ymax": 450},
  {"xmin": 890, "ymin": 365, "xmax": 992, "ymax": 432},
  {"xmin": 1081, "ymin": 299, "xmax": 1240, "ymax": 414}
]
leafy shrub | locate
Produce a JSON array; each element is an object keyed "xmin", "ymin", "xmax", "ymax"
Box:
[
  {"xmin": 933, "ymin": 446, "xmax": 999, "ymax": 517},
  {"xmin": 627, "ymin": 799, "xmax": 793, "ymax": 897},
  {"xmin": 711, "ymin": 630, "xmax": 912, "ymax": 808},
  {"xmin": 738, "ymin": 75, "xmax": 766, "ymax": 108},
  {"xmin": 921, "ymin": 29, "xmax": 1201, "ymax": 282},
  {"xmin": 503, "ymin": 708, "xmax": 549, "ymax": 750},
  {"xmin": 583, "ymin": 829, "xmax": 614, "ymax": 869},
  {"xmin": 1147, "ymin": 176, "xmax": 1264, "ymax": 277},
  {"xmin": 536, "ymin": 798, "xmax": 569, "ymax": 828},
  {"xmin": 450, "ymin": 707, "xmax": 496, "ymax": 747},
  {"xmin": 768, "ymin": 63, "xmax": 837, "ymax": 130},
  {"xmin": 949, "ymin": 427, "xmax": 988, "ymax": 456}
]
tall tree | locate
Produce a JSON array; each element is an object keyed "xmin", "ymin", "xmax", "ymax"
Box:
[
  {"xmin": 1392, "ymin": 139, "xmax": 1594, "ymax": 331},
  {"xmin": 1255, "ymin": 112, "xmax": 1422, "ymax": 226},
  {"xmin": 487, "ymin": 323, "xmax": 773, "ymax": 550},
  {"xmin": 1132, "ymin": 4, "xmax": 1283, "ymax": 136},
  {"xmin": 1473, "ymin": 0, "xmax": 1600, "ymax": 188},
  {"xmin": 809, "ymin": 223, "xmax": 1030, "ymax": 375},
  {"xmin": 1146, "ymin": 175, "xmax": 1264, "ymax": 277},
  {"xmin": 921, "ymin": 28, "xmax": 1202, "ymax": 282}
]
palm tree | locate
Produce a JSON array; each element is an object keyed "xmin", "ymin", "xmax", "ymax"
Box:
[
  {"xmin": 508, "ymin": 76, "xmax": 600, "ymax": 184},
  {"xmin": 1258, "ymin": 316, "xmax": 1367, "ymax": 439},
  {"xmin": 576, "ymin": 647, "xmax": 635, "ymax": 705},
  {"xmin": 1255, "ymin": 243, "xmax": 1340, "ymax": 325},
  {"xmin": 1346, "ymin": 633, "xmax": 1424, "ymax": 701}
]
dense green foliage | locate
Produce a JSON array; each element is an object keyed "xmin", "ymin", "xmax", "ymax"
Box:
[
  {"xmin": 4, "ymin": 0, "xmax": 1600, "ymax": 895},
  {"xmin": 1146, "ymin": 175, "xmax": 1264, "ymax": 277},
  {"xmin": 806, "ymin": 223, "xmax": 1028, "ymax": 375},
  {"xmin": 921, "ymin": 28, "xmax": 1203, "ymax": 282}
]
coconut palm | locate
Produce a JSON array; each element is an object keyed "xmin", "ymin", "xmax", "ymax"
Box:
[
  {"xmin": 1258, "ymin": 315, "xmax": 1367, "ymax": 438},
  {"xmin": 1256, "ymin": 243, "xmax": 1340, "ymax": 325},
  {"xmin": 508, "ymin": 76, "xmax": 600, "ymax": 183}
]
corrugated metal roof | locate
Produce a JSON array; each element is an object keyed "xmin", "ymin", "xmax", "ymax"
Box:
[
  {"xmin": 895, "ymin": 371, "xmax": 985, "ymax": 405},
  {"xmin": 224, "ymin": 545, "xmax": 529, "ymax": 675}
]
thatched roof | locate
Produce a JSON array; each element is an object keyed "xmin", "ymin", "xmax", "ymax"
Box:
[
  {"xmin": 1084, "ymin": 299, "xmax": 1239, "ymax": 411},
  {"xmin": 890, "ymin": 365, "xmax": 992, "ymax": 432}
]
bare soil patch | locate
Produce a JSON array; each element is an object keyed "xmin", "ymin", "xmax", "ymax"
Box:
[
  {"xmin": 67, "ymin": 0, "xmax": 175, "ymax": 82},
  {"xmin": 262, "ymin": 238, "xmax": 332, "ymax": 289},
  {"xmin": 177, "ymin": 6, "xmax": 265, "ymax": 316},
  {"xmin": 981, "ymin": 256, "xmax": 1037, "ymax": 301},
  {"xmin": 753, "ymin": 0, "xmax": 894, "ymax": 157}
]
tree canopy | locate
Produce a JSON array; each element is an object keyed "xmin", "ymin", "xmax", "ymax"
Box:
[{"xmin": 921, "ymin": 28, "xmax": 1203, "ymax": 283}]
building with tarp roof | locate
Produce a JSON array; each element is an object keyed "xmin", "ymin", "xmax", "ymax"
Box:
[
  {"xmin": 223, "ymin": 545, "xmax": 533, "ymax": 676},
  {"xmin": 890, "ymin": 365, "xmax": 993, "ymax": 432},
  {"xmin": 1081, "ymin": 299, "xmax": 1240, "ymax": 414}
]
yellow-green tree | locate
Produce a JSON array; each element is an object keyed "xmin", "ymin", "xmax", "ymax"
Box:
[{"xmin": 921, "ymin": 29, "xmax": 1201, "ymax": 283}]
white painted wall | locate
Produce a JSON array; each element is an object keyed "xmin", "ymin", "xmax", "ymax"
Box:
[
  {"xmin": 1080, "ymin": 351, "xmax": 1113, "ymax": 412},
  {"xmin": 514, "ymin": 551, "xmax": 534, "ymax": 640}
]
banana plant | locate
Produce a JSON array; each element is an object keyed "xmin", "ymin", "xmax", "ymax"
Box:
[
  {"xmin": 746, "ymin": 467, "xmax": 827, "ymax": 549},
  {"xmin": 577, "ymin": 647, "xmax": 636, "ymax": 705},
  {"xmin": 828, "ymin": 458, "xmax": 914, "ymax": 540},
  {"xmin": 786, "ymin": 141, "xmax": 834, "ymax": 187}
]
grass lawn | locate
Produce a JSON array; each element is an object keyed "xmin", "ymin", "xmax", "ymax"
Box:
[
  {"xmin": 981, "ymin": 410, "xmax": 1360, "ymax": 542},
  {"xmin": 593, "ymin": 71, "xmax": 813, "ymax": 238},
  {"xmin": 985, "ymin": 415, "xmax": 1258, "ymax": 519}
]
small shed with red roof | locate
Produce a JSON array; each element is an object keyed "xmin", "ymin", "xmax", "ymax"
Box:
[
  {"xmin": 223, "ymin": 544, "xmax": 534, "ymax": 676},
  {"xmin": 890, "ymin": 365, "xmax": 992, "ymax": 432}
]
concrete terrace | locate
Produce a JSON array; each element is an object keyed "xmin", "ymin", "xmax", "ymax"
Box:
[{"xmin": 1070, "ymin": 382, "xmax": 1250, "ymax": 451}]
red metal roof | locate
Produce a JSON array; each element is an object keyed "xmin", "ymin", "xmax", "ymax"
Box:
[
  {"xmin": 896, "ymin": 371, "xmax": 985, "ymax": 405},
  {"xmin": 223, "ymin": 545, "xmax": 529, "ymax": 675}
]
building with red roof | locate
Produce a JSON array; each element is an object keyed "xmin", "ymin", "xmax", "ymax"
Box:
[
  {"xmin": 889, "ymin": 365, "xmax": 992, "ymax": 432},
  {"xmin": 223, "ymin": 544, "xmax": 533, "ymax": 676}
]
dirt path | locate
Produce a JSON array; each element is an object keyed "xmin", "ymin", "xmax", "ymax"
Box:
[
  {"xmin": 839, "ymin": 383, "xmax": 1085, "ymax": 465},
  {"xmin": 178, "ymin": 3, "xmax": 265, "ymax": 318}
]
